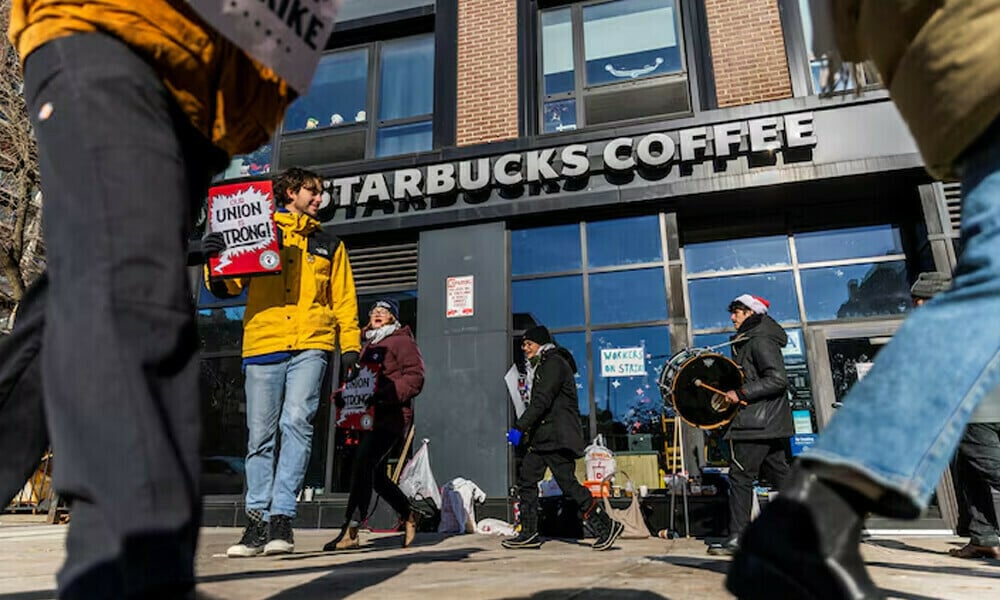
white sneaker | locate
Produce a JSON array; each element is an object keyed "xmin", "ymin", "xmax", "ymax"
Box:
[{"xmin": 226, "ymin": 519, "xmax": 267, "ymax": 558}]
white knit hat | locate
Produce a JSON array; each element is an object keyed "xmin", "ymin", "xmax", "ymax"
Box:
[{"xmin": 731, "ymin": 294, "xmax": 770, "ymax": 314}]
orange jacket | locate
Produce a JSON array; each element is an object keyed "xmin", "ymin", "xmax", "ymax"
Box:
[{"xmin": 8, "ymin": 0, "xmax": 294, "ymax": 157}]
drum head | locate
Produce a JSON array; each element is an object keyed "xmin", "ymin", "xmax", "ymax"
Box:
[{"xmin": 671, "ymin": 353, "xmax": 743, "ymax": 429}]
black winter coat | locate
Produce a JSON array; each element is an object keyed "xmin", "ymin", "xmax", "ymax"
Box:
[
  {"xmin": 515, "ymin": 346, "xmax": 587, "ymax": 457},
  {"xmin": 724, "ymin": 314, "xmax": 795, "ymax": 441}
]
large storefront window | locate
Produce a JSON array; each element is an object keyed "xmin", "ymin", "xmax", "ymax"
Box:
[
  {"xmin": 539, "ymin": 0, "xmax": 690, "ymax": 133},
  {"xmin": 282, "ymin": 34, "xmax": 435, "ymax": 161},
  {"xmin": 511, "ymin": 215, "xmax": 670, "ymax": 453}
]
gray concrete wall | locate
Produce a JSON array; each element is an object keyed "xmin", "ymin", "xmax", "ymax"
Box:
[{"xmin": 415, "ymin": 223, "xmax": 510, "ymax": 497}]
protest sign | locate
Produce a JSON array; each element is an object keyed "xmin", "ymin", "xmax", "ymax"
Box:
[
  {"xmin": 335, "ymin": 361, "xmax": 381, "ymax": 431},
  {"xmin": 207, "ymin": 180, "xmax": 282, "ymax": 277}
]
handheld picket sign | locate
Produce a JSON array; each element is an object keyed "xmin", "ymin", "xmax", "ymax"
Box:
[{"xmin": 185, "ymin": 0, "xmax": 343, "ymax": 92}]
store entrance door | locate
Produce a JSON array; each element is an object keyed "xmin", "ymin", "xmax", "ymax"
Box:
[{"xmin": 804, "ymin": 321, "xmax": 956, "ymax": 533}]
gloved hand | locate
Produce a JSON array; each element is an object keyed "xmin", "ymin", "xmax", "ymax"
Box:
[
  {"xmin": 506, "ymin": 428, "xmax": 523, "ymax": 446},
  {"xmin": 333, "ymin": 393, "xmax": 345, "ymax": 409},
  {"xmin": 202, "ymin": 232, "xmax": 227, "ymax": 257},
  {"xmin": 340, "ymin": 351, "xmax": 360, "ymax": 384}
]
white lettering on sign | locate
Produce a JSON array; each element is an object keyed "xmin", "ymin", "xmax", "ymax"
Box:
[
  {"xmin": 209, "ymin": 185, "xmax": 276, "ymax": 274},
  {"xmin": 600, "ymin": 347, "xmax": 647, "ymax": 378},
  {"xmin": 446, "ymin": 275, "xmax": 474, "ymax": 318}
]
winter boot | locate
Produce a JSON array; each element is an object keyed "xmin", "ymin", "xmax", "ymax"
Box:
[
  {"xmin": 583, "ymin": 500, "xmax": 624, "ymax": 551},
  {"xmin": 502, "ymin": 501, "xmax": 541, "ymax": 549},
  {"xmin": 263, "ymin": 514, "xmax": 295, "ymax": 555},
  {"xmin": 323, "ymin": 521, "xmax": 360, "ymax": 551},
  {"xmin": 403, "ymin": 511, "xmax": 419, "ymax": 548},
  {"xmin": 226, "ymin": 510, "xmax": 268, "ymax": 558}
]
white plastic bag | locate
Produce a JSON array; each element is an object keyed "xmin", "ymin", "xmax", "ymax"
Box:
[
  {"xmin": 398, "ymin": 439, "xmax": 442, "ymax": 509},
  {"xmin": 437, "ymin": 477, "xmax": 486, "ymax": 533},
  {"xmin": 475, "ymin": 518, "xmax": 517, "ymax": 537},
  {"xmin": 584, "ymin": 434, "xmax": 616, "ymax": 483}
]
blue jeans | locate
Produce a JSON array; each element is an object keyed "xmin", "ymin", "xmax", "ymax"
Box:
[
  {"xmin": 245, "ymin": 350, "xmax": 328, "ymax": 518},
  {"xmin": 804, "ymin": 120, "xmax": 1000, "ymax": 518}
]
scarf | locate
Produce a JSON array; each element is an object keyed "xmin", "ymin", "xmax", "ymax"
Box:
[
  {"xmin": 524, "ymin": 343, "xmax": 557, "ymax": 395},
  {"xmin": 365, "ymin": 322, "xmax": 400, "ymax": 345}
]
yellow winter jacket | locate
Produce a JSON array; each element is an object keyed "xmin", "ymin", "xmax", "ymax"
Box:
[
  {"xmin": 8, "ymin": 0, "xmax": 293, "ymax": 157},
  {"xmin": 829, "ymin": 0, "xmax": 1000, "ymax": 179},
  {"xmin": 209, "ymin": 212, "xmax": 361, "ymax": 358}
]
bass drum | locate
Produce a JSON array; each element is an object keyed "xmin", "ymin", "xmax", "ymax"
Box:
[{"xmin": 657, "ymin": 347, "xmax": 743, "ymax": 429}]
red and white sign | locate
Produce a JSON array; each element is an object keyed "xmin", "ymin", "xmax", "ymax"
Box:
[
  {"xmin": 335, "ymin": 362, "xmax": 381, "ymax": 431},
  {"xmin": 207, "ymin": 180, "xmax": 282, "ymax": 278},
  {"xmin": 446, "ymin": 275, "xmax": 474, "ymax": 318}
]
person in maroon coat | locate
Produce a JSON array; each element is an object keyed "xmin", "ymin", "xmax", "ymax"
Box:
[{"xmin": 325, "ymin": 298, "xmax": 426, "ymax": 551}]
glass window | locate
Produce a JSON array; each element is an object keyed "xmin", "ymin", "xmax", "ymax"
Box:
[
  {"xmin": 586, "ymin": 215, "xmax": 662, "ymax": 268},
  {"xmin": 215, "ymin": 143, "xmax": 273, "ymax": 181},
  {"xmin": 541, "ymin": 8, "xmax": 575, "ymax": 96},
  {"xmin": 542, "ymin": 99, "xmax": 578, "ymax": 133},
  {"xmin": 688, "ymin": 271, "xmax": 799, "ymax": 329},
  {"xmin": 376, "ymin": 120, "xmax": 433, "ymax": 157},
  {"xmin": 800, "ymin": 261, "xmax": 910, "ymax": 321},
  {"xmin": 795, "ymin": 0, "xmax": 878, "ymax": 94},
  {"xmin": 582, "ymin": 0, "xmax": 682, "ymax": 87},
  {"xmin": 513, "ymin": 276, "xmax": 585, "ymax": 328},
  {"xmin": 379, "ymin": 35, "xmax": 435, "ymax": 121},
  {"xmin": 199, "ymin": 355, "xmax": 248, "ymax": 495},
  {"xmin": 552, "ymin": 331, "xmax": 590, "ymax": 416},
  {"xmin": 511, "ymin": 224, "xmax": 582, "ymax": 275},
  {"xmin": 795, "ymin": 225, "xmax": 903, "ymax": 263},
  {"xmin": 197, "ymin": 281, "xmax": 248, "ymax": 306},
  {"xmin": 592, "ymin": 326, "xmax": 670, "ymax": 431},
  {"xmin": 685, "ymin": 235, "xmax": 790, "ymax": 274},
  {"xmin": 589, "ymin": 268, "xmax": 667, "ymax": 325},
  {"xmin": 197, "ymin": 307, "xmax": 245, "ymax": 353},
  {"xmin": 692, "ymin": 332, "xmax": 734, "ymax": 353},
  {"xmin": 284, "ymin": 48, "xmax": 369, "ymax": 133}
]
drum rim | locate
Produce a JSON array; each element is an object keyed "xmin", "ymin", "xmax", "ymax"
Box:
[{"xmin": 662, "ymin": 350, "xmax": 743, "ymax": 430}]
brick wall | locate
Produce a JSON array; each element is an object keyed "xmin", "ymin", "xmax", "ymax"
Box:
[
  {"xmin": 704, "ymin": 0, "xmax": 792, "ymax": 107},
  {"xmin": 456, "ymin": 0, "xmax": 519, "ymax": 146}
]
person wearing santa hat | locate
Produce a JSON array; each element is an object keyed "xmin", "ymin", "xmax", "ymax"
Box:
[{"xmin": 707, "ymin": 294, "xmax": 794, "ymax": 556}]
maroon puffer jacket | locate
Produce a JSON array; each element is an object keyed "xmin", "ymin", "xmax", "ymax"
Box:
[{"xmin": 361, "ymin": 325, "xmax": 424, "ymax": 434}]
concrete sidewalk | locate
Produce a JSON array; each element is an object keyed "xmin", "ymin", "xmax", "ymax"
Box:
[{"xmin": 1, "ymin": 520, "xmax": 998, "ymax": 599}]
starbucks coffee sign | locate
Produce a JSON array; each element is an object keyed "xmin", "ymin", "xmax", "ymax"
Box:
[{"xmin": 325, "ymin": 112, "xmax": 817, "ymax": 218}]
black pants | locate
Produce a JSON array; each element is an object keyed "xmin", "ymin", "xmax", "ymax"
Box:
[
  {"xmin": 956, "ymin": 423, "xmax": 1000, "ymax": 547},
  {"xmin": 21, "ymin": 33, "xmax": 225, "ymax": 599},
  {"xmin": 516, "ymin": 449, "xmax": 593, "ymax": 532},
  {"xmin": 344, "ymin": 429, "xmax": 412, "ymax": 523},
  {"xmin": 727, "ymin": 438, "xmax": 790, "ymax": 540}
]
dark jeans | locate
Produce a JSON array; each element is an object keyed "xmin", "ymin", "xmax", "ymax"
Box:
[
  {"xmin": 956, "ymin": 423, "xmax": 1000, "ymax": 547},
  {"xmin": 516, "ymin": 449, "xmax": 593, "ymax": 532},
  {"xmin": 728, "ymin": 438, "xmax": 791, "ymax": 540},
  {"xmin": 344, "ymin": 429, "xmax": 412, "ymax": 523},
  {"xmin": 22, "ymin": 33, "xmax": 225, "ymax": 599}
]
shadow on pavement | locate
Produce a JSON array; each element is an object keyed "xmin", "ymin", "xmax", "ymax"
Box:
[
  {"xmin": 0, "ymin": 592, "xmax": 57, "ymax": 600},
  {"xmin": 864, "ymin": 539, "xmax": 952, "ymax": 556},
  {"xmin": 500, "ymin": 589, "xmax": 669, "ymax": 600},
  {"xmin": 645, "ymin": 554, "xmax": 731, "ymax": 576},
  {"xmin": 868, "ymin": 561, "xmax": 1000, "ymax": 579},
  {"xmin": 275, "ymin": 531, "xmax": 449, "ymax": 561}
]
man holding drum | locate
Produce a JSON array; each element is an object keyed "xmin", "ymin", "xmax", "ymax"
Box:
[{"xmin": 707, "ymin": 294, "xmax": 794, "ymax": 556}]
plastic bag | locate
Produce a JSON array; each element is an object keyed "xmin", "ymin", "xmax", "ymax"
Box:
[
  {"xmin": 398, "ymin": 439, "xmax": 442, "ymax": 509},
  {"xmin": 437, "ymin": 477, "xmax": 486, "ymax": 533},
  {"xmin": 475, "ymin": 518, "xmax": 516, "ymax": 536},
  {"xmin": 584, "ymin": 434, "xmax": 616, "ymax": 483},
  {"xmin": 538, "ymin": 476, "xmax": 563, "ymax": 497}
]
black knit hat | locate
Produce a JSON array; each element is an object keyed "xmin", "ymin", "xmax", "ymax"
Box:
[
  {"xmin": 910, "ymin": 272, "xmax": 951, "ymax": 300},
  {"xmin": 522, "ymin": 325, "xmax": 553, "ymax": 346},
  {"xmin": 371, "ymin": 298, "xmax": 400, "ymax": 320}
]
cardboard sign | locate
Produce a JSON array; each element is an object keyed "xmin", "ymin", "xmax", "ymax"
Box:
[
  {"xmin": 600, "ymin": 347, "xmax": 647, "ymax": 377},
  {"xmin": 185, "ymin": 0, "xmax": 342, "ymax": 92},
  {"xmin": 335, "ymin": 361, "xmax": 381, "ymax": 431},
  {"xmin": 446, "ymin": 275, "xmax": 474, "ymax": 318},
  {"xmin": 207, "ymin": 180, "xmax": 283, "ymax": 278}
]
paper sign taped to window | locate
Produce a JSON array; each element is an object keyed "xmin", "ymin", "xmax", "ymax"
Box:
[
  {"xmin": 185, "ymin": 0, "xmax": 342, "ymax": 92},
  {"xmin": 207, "ymin": 180, "xmax": 282, "ymax": 278}
]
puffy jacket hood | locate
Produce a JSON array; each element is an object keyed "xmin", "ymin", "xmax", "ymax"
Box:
[{"xmin": 542, "ymin": 346, "xmax": 578, "ymax": 374}]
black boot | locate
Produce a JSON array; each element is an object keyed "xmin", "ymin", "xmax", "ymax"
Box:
[
  {"xmin": 582, "ymin": 500, "xmax": 624, "ymax": 551},
  {"xmin": 502, "ymin": 501, "xmax": 541, "ymax": 549},
  {"xmin": 726, "ymin": 465, "xmax": 885, "ymax": 600}
]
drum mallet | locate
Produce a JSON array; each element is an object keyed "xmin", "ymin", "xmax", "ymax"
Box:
[{"xmin": 693, "ymin": 379, "xmax": 747, "ymax": 405}]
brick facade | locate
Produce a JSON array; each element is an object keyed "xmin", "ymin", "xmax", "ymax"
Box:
[
  {"xmin": 456, "ymin": 0, "xmax": 520, "ymax": 146},
  {"xmin": 704, "ymin": 0, "xmax": 792, "ymax": 107}
]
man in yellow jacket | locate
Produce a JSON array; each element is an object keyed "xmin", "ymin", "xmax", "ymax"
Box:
[
  {"xmin": 207, "ymin": 167, "xmax": 361, "ymax": 558},
  {"xmin": 5, "ymin": 1, "xmax": 309, "ymax": 598}
]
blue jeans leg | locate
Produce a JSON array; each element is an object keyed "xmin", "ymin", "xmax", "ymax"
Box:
[
  {"xmin": 804, "ymin": 121, "xmax": 1000, "ymax": 518},
  {"xmin": 271, "ymin": 350, "xmax": 327, "ymax": 517},
  {"xmin": 244, "ymin": 361, "xmax": 286, "ymax": 519}
]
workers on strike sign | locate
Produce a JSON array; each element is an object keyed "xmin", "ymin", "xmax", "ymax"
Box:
[{"xmin": 207, "ymin": 180, "xmax": 283, "ymax": 277}]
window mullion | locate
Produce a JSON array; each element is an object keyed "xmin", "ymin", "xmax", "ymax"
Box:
[
  {"xmin": 365, "ymin": 41, "xmax": 380, "ymax": 160},
  {"xmin": 571, "ymin": 3, "xmax": 586, "ymax": 128}
]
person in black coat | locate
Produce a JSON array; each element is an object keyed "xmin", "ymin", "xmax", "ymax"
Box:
[
  {"xmin": 709, "ymin": 294, "xmax": 793, "ymax": 555},
  {"xmin": 503, "ymin": 325, "xmax": 623, "ymax": 551}
]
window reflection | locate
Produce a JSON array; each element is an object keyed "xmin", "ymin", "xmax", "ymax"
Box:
[
  {"xmin": 197, "ymin": 307, "xmax": 245, "ymax": 353},
  {"xmin": 512, "ymin": 276, "xmax": 585, "ymax": 328},
  {"xmin": 511, "ymin": 224, "xmax": 582, "ymax": 275},
  {"xmin": 801, "ymin": 261, "xmax": 910, "ymax": 321},
  {"xmin": 685, "ymin": 235, "xmax": 790, "ymax": 274},
  {"xmin": 200, "ymin": 355, "xmax": 247, "ymax": 495},
  {"xmin": 215, "ymin": 143, "xmax": 273, "ymax": 182},
  {"xmin": 543, "ymin": 99, "xmax": 577, "ymax": 133},
  {"xmin": 592, "ymin": 326, "xmax": 670, "ymax": 437},
  {"xmin": 541, "ymin": 7, "xmax": 575, "ymax": 96},
  {"xmin": 795, "ymin": 225, "xmax": 903, "ymax": 263},
  {"xmin": 688, "ymin": 271, "xmax": 799, "ymax": 329},
  {"xmin": 582, "ymin": 0, "xmax": 682, "ymax": 87},
  {"xmin": 586, "ymin": 215, "xmax": 662, "ymax": 268},
  {"xmin": 376, "ymin": 120, "xmax": 433, "ymax": 157},
  {"xmin": 285, "ymin": 48, "xmax": 369, "ymax": 134},
  {"xmin": 379, "ymin": 35, "xmax": 435, "ymax": 121},
  {"xmin": 589, "ymin": 268, "xmax": 667, "ymax": 325}
]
